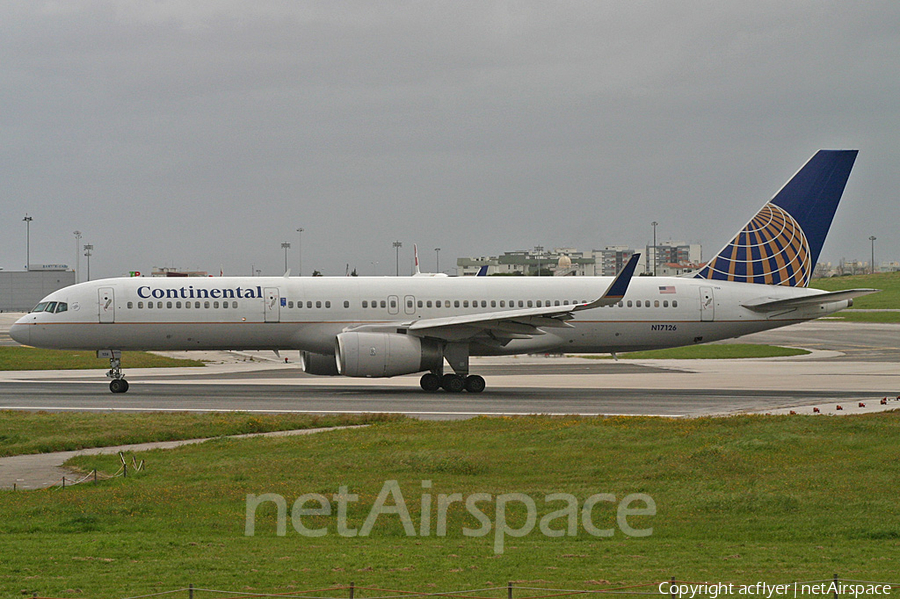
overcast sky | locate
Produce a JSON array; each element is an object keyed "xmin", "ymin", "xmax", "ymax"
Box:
[{"xmin": 2, "ymin": 1, "xmax": 898, "ymax": 278}]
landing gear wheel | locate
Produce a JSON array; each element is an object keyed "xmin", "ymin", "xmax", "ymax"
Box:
[
  {"xmin": 464, "ymin": 375, "xmax": 486, "ymax": 394},
  {"xmin": 441, "ymin": 373, "xmax": 465, "ymax": 393},
  {"xmin": 420, "ymin": 373, "xmax": 441, "ymax": 392},
  {"xmin": 109, "ymin": 379, "xmax": 129, "ymax": 394}
]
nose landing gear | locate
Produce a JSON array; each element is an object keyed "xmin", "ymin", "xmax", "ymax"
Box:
[{"xmin": 99, "ymin": 349, "xmax": 129, "ymax": 394}]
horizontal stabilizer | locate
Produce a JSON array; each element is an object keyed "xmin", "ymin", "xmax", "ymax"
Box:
[{"xmin": 742, "ymin": 288, "xmax": 879, "ymax": 312}]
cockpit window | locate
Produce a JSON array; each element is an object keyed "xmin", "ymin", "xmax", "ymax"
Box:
[
  {"xmin": 32, "ymin": 302, "xmax": 47, "ymax": 313},
  {"xmin": 55, "ymin": 302, "xmax": 68, "ymax": 313},
  {"xmin": 45, "ymin": 302, "xmax": 58, "ymax": 313}
]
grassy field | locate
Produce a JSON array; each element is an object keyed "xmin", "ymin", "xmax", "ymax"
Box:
[
  {"xmin": 2, "ymin": 413, "xmax": 899, "ymax": 596},
  {"xmin": 0, "ymin": 346, "xmax": 206, "ymax": 370},
  {"xmin": 581, "ymin": 344, "xmax": 810, "ymax": 360},
  {"xmin": 811, "ymin": 272, "xmax": 900, "ymax": 322},
  {"xmin": 0, "ymin": 411, "xmax": 398, "ymax": 457}
]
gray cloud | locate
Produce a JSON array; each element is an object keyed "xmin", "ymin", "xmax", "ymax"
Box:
[{"xmin": 2, "ymin": 1, "xmax": 898, "ymax": 277}]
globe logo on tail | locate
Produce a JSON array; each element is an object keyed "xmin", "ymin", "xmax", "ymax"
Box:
[{"xmin": 694, "ymin": 203, "xmax": 811, "ymax": 287}]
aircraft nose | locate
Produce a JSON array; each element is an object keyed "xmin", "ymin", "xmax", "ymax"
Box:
[{"xmin": 9, "ymin": 319, "xmax": 31, "ymax": 346}]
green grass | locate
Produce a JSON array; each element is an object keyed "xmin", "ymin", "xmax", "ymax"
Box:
[
  {"xmin": 0, "ymin": 346, "xmax": 206, "ymax": 370},
  {"xmin": 580, "ymin": 344, "xmax": 809, "ymax": 359},
  {"xmin": 811, "ymin": 271, "xmax": 900, "ymax": 309},
  {"xmin": 0, "ymin": 411, "xmax": 399, "ymax": 457},
  {"xmin": 824, "ymin": 311, "xmax": 900, "ymax": 323},
  {"xmin": 2, "ymin": 413, "xmax": 899, "ymax": 596}
]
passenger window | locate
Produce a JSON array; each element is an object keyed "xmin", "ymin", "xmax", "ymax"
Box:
[
  {"xmin": 204, "ymin": 301, "xmax": 210, "ymax": 309},
  {"xmin": 527, "ymin": 300, "xmax": 533, "ymax": 308},
  {"xmin": 627, "ymin": 300, "xmax": 633, "ymax": 307},
  {"xmin": 673, "ymin": 300, "xmax": 678, "ymax": 308},
  {"xmin": 389, "ymin": 299, "xmax": 395, "ymax": 309},
  {"xmin": 663, "ymin": 300, "xmax": 669, "ymax": 308},
  {"xmin": 554, "ymin": 300, "xmax": 560, "ymax": 306},
  {"xmin": 344, "ymin": 301, "xmax": 350, "ymax": 308},
  {"xmin": 654, "ymin": 300, "xmax": 659, "ymax": 308},
  {"xmin": 617, "ymin": 301, "xmax": 623, "ymax": 307},
  {"xmin": 491, "ymin": 300, "xmax": 496, "ymax": 308},
  {"xmin": 362, "ymin": 301, "xmax": 368, "ymax": 308},
  {"xmin": 536, "ymin": 300, "xmax": 542, "ymax": 307},
  {"xmin": 454, "ymin": 300, "xmax": 460, "ymax": 308},
  {"xmin": 417, "ymin": 300, "xmax": 423, "ymax": 308},
  {"xmin": 288, "ymin": 301, "xmax": 294, "ymax": 309},
  {"xmin": 463, "ymin": 300, "xmax": 469, "ymax": 308},
  {"xmin": 500, "ymin": 300, "xmax": 506, "ymax": 308},
  {"xmin": 214, "ymin": 301, "xmax": 219, "ymax": 309},
  {"xmin": 563, "ymin": 300, "xmax": 569, "ymax": 305},
  {"xmin": 407, "ymin": 299, "xmax": 414, "ymax": 308},
  {"xmin": 148, "ymin": 302, "xmax": 154, "ymax": 310},
  {"xmin": 126, "ymin": 302, "xmax": 133, "ymax": 310},
  {"xmin": 316, "ymin": 301, "xmax": 322, "ymax": 309},
  {"xmin": 307, "ymin": 301, "xmax": 313, "ymax": 308},
  {"xmin": 426, "ymin": 300, "xmax": 432, "ymax": 308},
  {"xmin": 185, "ymin": 302, "xmax": 191, "ymax": 309},
  {"xmin": 481, "ymin": 300, "xmax": 487, "ymax": 308},
  {"xmin": 167, "ymin": 301, "xmax": 173, "ymax": 309},
  {"xmin": 325, "ymin": 301, "xmax": 331, "ymax": 308}
]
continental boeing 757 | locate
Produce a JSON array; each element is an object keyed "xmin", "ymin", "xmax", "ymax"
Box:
[{"xmin": 10, "ymin": 150, "xmax": 877, "ymax": 394}]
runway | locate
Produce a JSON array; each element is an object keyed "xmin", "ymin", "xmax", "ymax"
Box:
[{"xmin": 1, "ymin": 317, "xmax": 898, "ymax": 418}]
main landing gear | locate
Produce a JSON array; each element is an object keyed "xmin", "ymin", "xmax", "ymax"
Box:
[
  {"xmin": 419, "ymin": 372, "xmax": 486, "ymax": 393},
  {"xmin": 418, "ymin": 342, "xmax": 485, "ymax": 393},
  {"xmin": 100, "ymin": 350, "xmax": 130, "ymax": 394}
]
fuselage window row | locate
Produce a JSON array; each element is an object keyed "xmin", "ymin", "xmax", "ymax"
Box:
[{"xmin": 120, "ymin": 296, "xmax": 677, "ymax": 312}]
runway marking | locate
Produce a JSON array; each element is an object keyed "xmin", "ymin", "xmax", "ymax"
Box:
[{"xmin": 0, "ymin": 405, "xmax": 687, "ymax": 418}]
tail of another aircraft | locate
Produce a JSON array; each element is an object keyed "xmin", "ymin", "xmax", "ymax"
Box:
[{"xmin": 693, "ymin": 149, "xmax": 858, "ymax": 287}]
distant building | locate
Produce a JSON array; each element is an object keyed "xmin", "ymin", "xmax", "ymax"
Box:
[
  {"xmin": 0, "ymin": 268, "xmax": 76, "ymax": 312},
  {"xmin": 458, "ymin": 248, "xmax": 595, "ymax": 276},
  {"xmin": 645, "ymin": 242, "xmax": 702, "ymax": 276}
]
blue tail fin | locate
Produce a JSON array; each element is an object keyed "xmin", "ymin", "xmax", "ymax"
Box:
[{"xmin": 693, "ymin": 150, "xmax": 858, "ymax": 287}]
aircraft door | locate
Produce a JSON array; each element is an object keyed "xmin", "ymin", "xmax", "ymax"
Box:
[
  {"xmin": 265, "ymin": 287, "xmax": 281, "ymax": 323},
  {"xmin": 404, "ymin": 295, "xmax": 416, "ymax": 315},
  {"xmin": 99, "ymin": 287, "xmax": 115, "ymax": 324},
  {"xmin": 700, "ymin": 287, "xmax": 715, "ymax": 322}
]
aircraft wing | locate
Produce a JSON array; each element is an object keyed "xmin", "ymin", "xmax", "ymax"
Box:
[
  {"xmin": 741, "ymin": 288, "xmax": 879, "ymax": 313},
  {"xmin": 400, "ymin": 253, "xmax": 640, "ymax": 341}
]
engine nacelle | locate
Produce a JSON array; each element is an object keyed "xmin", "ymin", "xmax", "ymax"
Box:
[
  {"xmin": 299, "ymin": 351, "xmax": 341, "ymax": 376},
  {"xmin": 335, "ymin": 332, "xmax": 442, "ymax": 378}
]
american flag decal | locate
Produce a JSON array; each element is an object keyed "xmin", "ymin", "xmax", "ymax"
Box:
[{"xmin": 658, "ymin": 286, "xmax": 676, "ymax": 294}]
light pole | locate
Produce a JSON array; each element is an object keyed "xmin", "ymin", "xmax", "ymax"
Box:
[
  {"xmin": 534, "ymin": 246, "xmax": 544, "ymax": 276},
  {"xmin": 651, "ymin": 221, "xmax": 658, "ymax": 276},
  {"xmin": 83, "ymin": 244, "xmax": 93, "ymax": 281},
  {"xmin": 73, "ymin": 231, "xmax": 82, "ymax": 283},
  {"xmin": 281, "ymin": 242, "xmax": 291, "ymax": 274},
  {"xmin": 435, "ymin": 248, "xmax": 441, "ymax": 273},
  {"xmin": 870, "ymin": 235, "xmax": 877, "ymax": 274},
  {"xmin": 23, "ymin": 215, "xmax": 33, "ymax": 271},
  {"xmin": 296, "ymin": 227, "xmax": 304, "ymax": 276},
  {"xmin": 393, "ymin": 240, "xmax": 403, "ymax": 276}
]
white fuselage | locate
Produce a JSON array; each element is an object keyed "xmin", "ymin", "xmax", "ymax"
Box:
[{"xmin": 10, "ymin": 275, "xmax": 847, "ymax": 356}]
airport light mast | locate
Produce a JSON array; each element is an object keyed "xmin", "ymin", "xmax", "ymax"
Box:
[
  {"xmin": 393, "ymin": 240, "xmax": 403, "ymax": 276},
  {"xmin": 281, "ymin": 242, "xmax": 291, "ymax": 274},
  {"xmin": 23, "ymin": 215, "xmax": 32, "ymax": 271},
  {"xmin": 870, "ymin": 235, "xmax": 877, "ymax": 274}
]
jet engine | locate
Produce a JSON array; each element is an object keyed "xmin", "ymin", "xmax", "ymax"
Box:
[
  {"xmin": 335, "ymin": 332, "xmax": 443, "ymax": 378},
  {"xmin": 299, "ymin": 351, "xmax": 341, "ymax": 376}
]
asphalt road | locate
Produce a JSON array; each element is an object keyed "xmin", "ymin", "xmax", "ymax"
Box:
[{"xmin": 1, "ymin": 318, "xmax": 898, "ymax": 418}]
